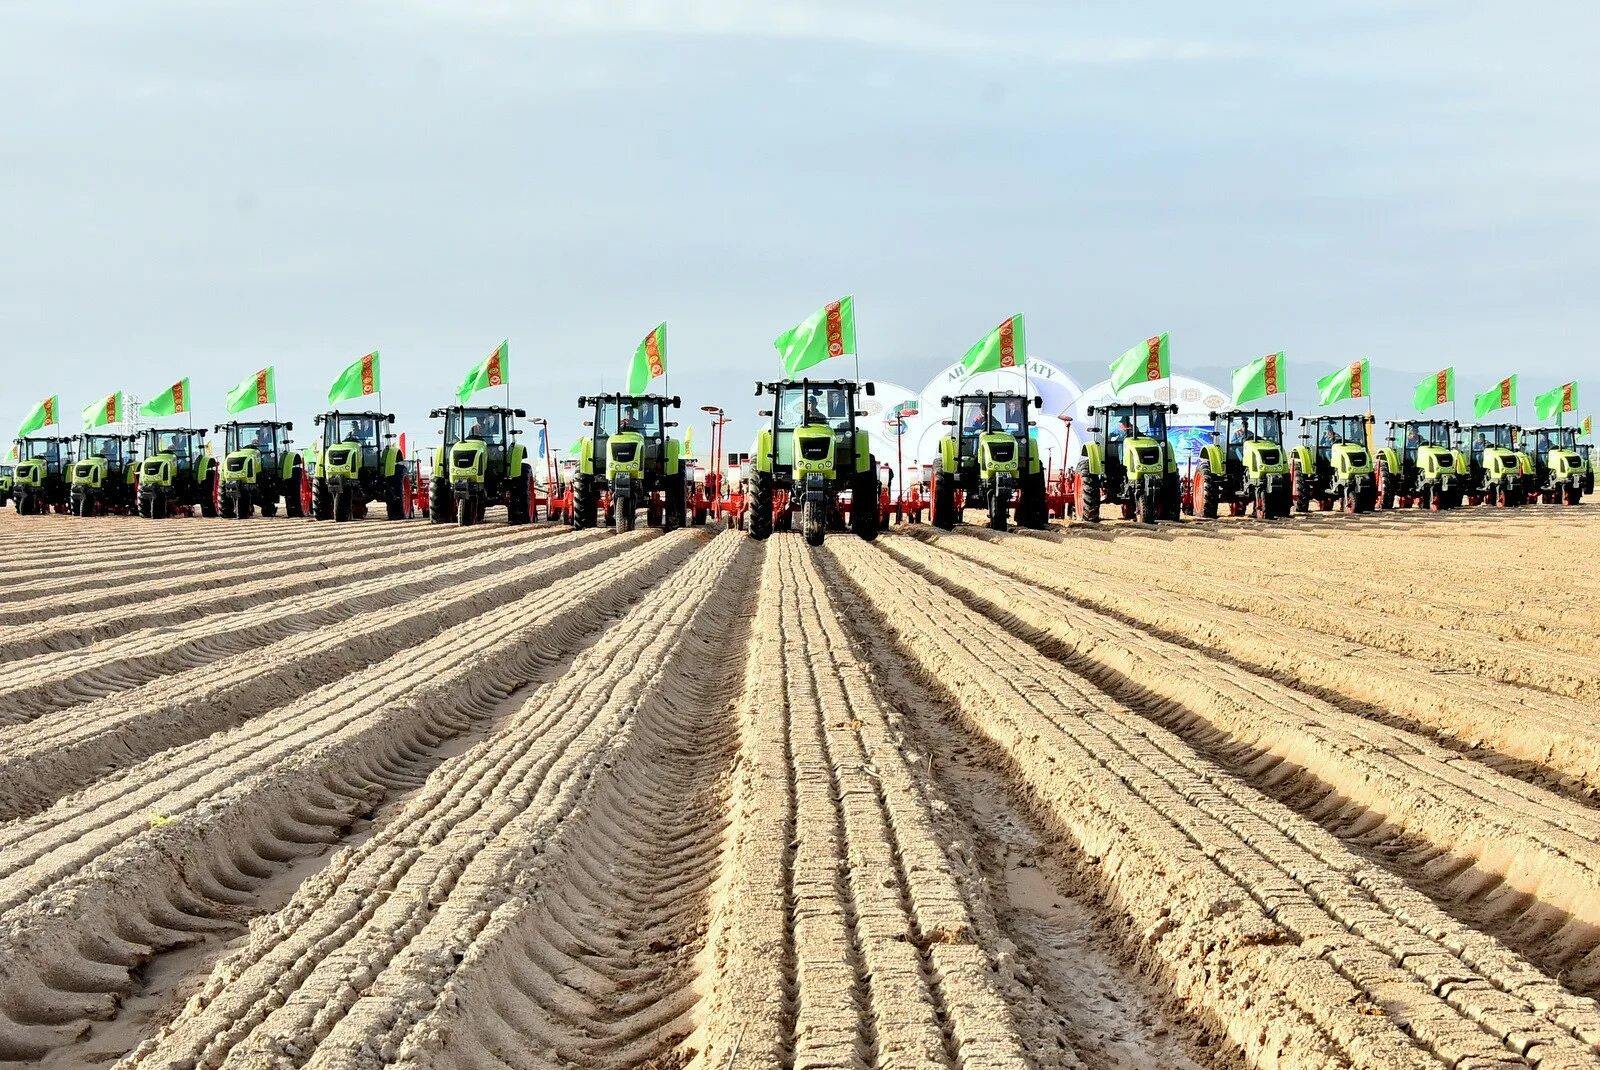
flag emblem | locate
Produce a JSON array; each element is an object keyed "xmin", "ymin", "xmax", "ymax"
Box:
[
  {"xmin": 825, "ymin": 300, "xmax": 845, "ymax": 357},
  {"xmin": 256, "ymin": 370, "xmax": 271, "ymax": 405},
  {"xmin": 1349, "ymin": 361, "xmax": 1365, "ymax": 398},
  {"xmin": 1144, "ymin": 336, "xmax": 1163, "ymax": 381},
  {"xmin": 361, "ymin": 354, "xmax": 376, "ymax": 395}
]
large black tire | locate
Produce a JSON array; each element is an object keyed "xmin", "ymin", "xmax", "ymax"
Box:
[
  {"xmin": 1290, "ymin": 458, "xmax": 1311, "ymax": 514},
  {"xmin": 261, "ymin": 497, "xmax": 278, "ymax": 517},
  {"xmin": 199, "ymin": 476, "xmax": 218, "ymax": 518},
  {"xmin": 931, "ymin": 471, "xmax": 958, "ymax": 530},
  {"xmin": 1269, "ymin": 483, "xmax": 1292, "ymax": 519},
  {"xmin": 135, "ymin": 495, "xmax": 150, "ymax": 519},
  {"xmin": 572, "ymin": 474, "xmax": 598, "ymax": 530},
  {"xmin": 508, "ymin": 472, "xmax": 531, "ymax": 525},
  {"xmin": 851, "ymin": 470, "xmax": 881, "ymax": 541},
  {"xmin": 987, "ymin": 485, "xmax": 1009, "ymax": 532},
  {"xmin": 1076, "ymin": 461, "xmax": 1100, "ymax": 523},
  {"xmin": 314, "ymin": 478, "xmax": 333, "ymax": 521},
  {"xmin": 1197, "ymin": 459, "xmax": 1220, "ymax": 519},
  {"xmin": 285, "ymin": 471, "xmax": 305, "ymax": 518},
  {"xmin": 430, "ymin": 477, "xmax": 452, "ymax": 524},
  {"xmin": 1566, "ymin": 483, "xmax": 1582, "ymax": 506},
  {"xmin": 617, "ymin": 488, "xmax": 637, "ymax": 532},
  {"xmin": 748, "ymin": 473, "xmax": 773, "ymax": 540},
  {"xmin": 1160, "ymin": 472, "xmax": 1182, "ymax": 521},
  {"xmin": 333, "ymin": 487, "xmax": 352, "ymax": 522},
  {"xmin": 149, "ymin": 490, "xmax": 167, "ymax": 519},
  {"xmin": 1018, "ymin": 467, "xmax": 1049, "ymax": 529},
  {"xmin": 1376, "ymin": 456, "xmax": 1397, "ymax": 510},
  {"xmin": 1136, "ymin": 487, "xmax": 1157, "ymax": 525},
  {"xmin": 803, "ymin": 497, "xmax": 826, "ymax": 546},
  {"xmin": 664, "ymin": 472, "xmax": 686, "ymax": 531},
  {"xmin": 457, "ymin": 495, "xmax": 477, "ymax": 526},
  {"xmin": 386, "ymin": 472, "xmax": 406, "ymax": 521}
]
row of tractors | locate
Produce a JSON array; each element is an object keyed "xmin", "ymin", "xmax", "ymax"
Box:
[{"xmin": 5, "ymin": 385, "xmax": 1590, "ymax": 537}]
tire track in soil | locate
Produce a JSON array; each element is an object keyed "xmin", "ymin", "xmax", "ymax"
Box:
[
  {"xmin": 945, "ymin": 528, "xmax": 1600, "ymax": 803},
  {"xmin": 829, "ymin": 537, "xmax": 1600, "ymax": 1070},
  {"xmin": 0, "ymin": 531, "xmax": 701, "ymax": 1063},
  {"xmin": 0, "ymin": 517, "xmax": 305, "ymax": 572},
  {"xmin": 816, "ymin": 550, "xmax": 1216, "ymax": 1070},
  {"xmin": 0, "ymin": 523, "xmax": 526, "ymax": 655},
  {"xmin": 115, "ymin": 531, "xmax": 752, "ymax": 1070},
  {"xmin": 884, "ymin": 532, "xmax": 1600, "ymax": 999},
  {"xmin": 0, "ymin": 527, "xmax": 590, "ymax": 727},
  {"xmin": 0, "ymin": 531, "xmax": 624, "ymax": 821},
  {"xmin": 693, "ymin": 536, "xmax": 1032, "ymax": 1070}
]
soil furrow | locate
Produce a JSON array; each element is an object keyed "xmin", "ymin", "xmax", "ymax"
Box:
[
  {"xmin": 0, "ymin": 531, "xmax": 699, "ymax": 1062},
  {"xmin": 829, "ymin": 537, "xmax": 1600, "ymax": 1070},
  {"xmin": 0, "ymin": 531, "xmax": 619, "ymax": 821}
]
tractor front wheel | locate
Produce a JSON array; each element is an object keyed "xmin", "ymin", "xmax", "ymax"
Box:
[
  {"xmin": 1376, "ymin": 456, "xmax": 1397, "ymax": 509},
  {"xmin": 572, "ymin": 474, "xmax": 598, "ymax": 530},
  {"xmin": 284, "ymin": 472, "xmax": 305, "ymax": 518},
  {"xmin": 1197, "ymin": 460, "xmax": 1220, "ymax": 519},
  {"xmin": 931, "ymin": 471, "xmax": 958, "ymax": 530},
  {"xmin": 748, "ymin": 474, "xmax": 774, "ymax": 539},
  {"xmin": 1566, "ymin": 483, "xmax": 1583, "ymax": 506},
  {"xmin": 987, "ymin": 484, "xmax": 1010, "ymax": 532},
  {"xmin": 333, "ymin": 487, "xmax": 352, "ymax": 522},
  {"xmin": 664, "ymin": 472, "xmax": 686, "ymax": 531},
  {"xmin": 313, "ymin": 478, "xmax": 333, "ymax": 521},
  {"xmin": 616, "ymin": 488, "xmax": 637, "ymax": 532},
  {"xmin": 386, "ymin": 473, "xmax": 407, "ymax": 520},
  {"xmin": 1290, "ymin": 459, "xmax": 1311, "ymax": 513},
  {"xmin": 803, "ymin": 497, "xmax": 826, "ymax": 546},
  {"xmin": 200, "ymin": 476, "xmax": 218, "ymax": 518},
  {"xmin": 508, "ymin": 472, "xmax": 532, "ymax": 525},
  {"xmin": 1136, "ymin": 489, "xmax": 1157, "ymax": 525}
]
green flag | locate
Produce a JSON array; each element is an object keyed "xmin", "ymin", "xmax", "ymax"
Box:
[
  {"xmin": 774, "ymin": 297, "xmax": 855, "ymax": 377},
  {"xmin": 329, "ymin": 351, "xmax": 380, "ymax": 406},
  {"xmin": 227, "ymin": 367, "xmax": 277, "ymax": 414},
  {"xmin": 82, "ymin": 392, "xmax": 125, "ymax": 429},
  {"xmin": 960, "ymin": 315, "xmax": 1025, "ymax": 374},
  {"xmin": 1232, "ymin": 352, "xmax": 1285, "ymax": 406},
  {"xmin": 458, "ymin": 341, "xmax": 509, "ymax": 403},
  {"xmin": 17, "ymin": 395, "xmax": 61, "ymax": 436},
  {"xmin": 1535, "ymin": 382, "xmax": 1579, "ymax": 423},
  {"xmin": 1316, "ymin": 360, "xmax": 1371, "ymax": 406},
  {"xmin": 1472, "ymin": 375, "xmax": 1516, "ymax": 420},
  {"xmin": 1412, "ymin": 367, "xmax": 1454, "ymax": 413},
  {"xmin": 140, "ymin": 378, "xmax": 190, "ymax": 418},
  {"xmin": 1109, "ymin": 332, "xmax": 1170, "ymax": 394},
  {"xmin": 627, "ymin": 324, "xmax": 666, "ymax": 394}
]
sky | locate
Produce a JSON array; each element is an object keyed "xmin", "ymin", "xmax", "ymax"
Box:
[{"xmin": 3, "ymin": 0, "xmax": 1596, "ymax": 457}]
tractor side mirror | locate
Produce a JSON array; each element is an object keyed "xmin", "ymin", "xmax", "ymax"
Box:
[
  {"xmin": 1086, "ymin": 405, "xmax": 1098, "ymax": 416},
  {"xmin": 939, "ymin": 395, "xmax": 952, "ymax": 406},
  {"xmin": 864, "ymin": 382, "xmax": 876, "ymax": 396},
  {"xmin": 387, "ymin": 414, "xmax": 396, "ymax": 423},
  {"xmin": 1208, "ymin": 411, "xmax": 1218, "ymax": 420},
  {"xmin": 754, "ymin": 382, "xmax": 763, "ymax": 396},
  {"xmin": 1034, "ymin": 397, "xmax": 1043, "ymax": 409},
  {"xmin": 942, "ymin": 419, "xmax": 956, "ymax": 426},
  {"xmin": 854, "ymin": 410, "xmax": 868, "ymax": 417},
  {"xmin": 285, "ymin": 421, "xmax": 294, "ymax": 431},
  {"xmin": 514, "ymin": 408, "xmax": 527, "ymax": 418},
  {"xmin": 672, "ymin": 396, "xmax": 682, "ymax": 408},
  {"xmin": 1169, "ymin": 404, "xmax": 1179, "ymax": 414}
]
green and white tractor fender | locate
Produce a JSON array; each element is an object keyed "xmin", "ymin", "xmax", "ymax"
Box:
[
  {"xmin": 577, "ymin": 436, "xmax": 596, "ymax": 478},
  {"xmin": 752, "ymin": 428, "xmax": 775, "ymax": 475},
  {"xmin": 1026, "ymin": 428, "xmax": 1044, "ymax": 475},
  {"xmin": 1080, "ymin": 442, "xmax": 1105, "ymax": 479},
  {"xmin": 854, "ymin": 434, "xmax": 872, "ymax": 475},
  {"xmin": 937, "ymin": 435, "xmax": 959, "ymax": 475},
  {"xmin": 1291, "ymin": 445, "xmax": 1315, "ymax": 476},
  {"xmin": 281, "ymin": 450, "xmax": 303, "ymax": 482},
  {"xmin": 664, "ymin": 437, "xmax": 681, "ymax": 477},
  {"xmin": 508, "ymin": 442, "xmax": 528, "ymax": 479},
  {"xmin": 1375, "ymin": 446, "xmax": 1400, "ymax": 476},
  {"xmin": 1200, "ymin": 442, "xmax": 1226, "ymax": 475},
  {"xmin": 382, "ymin": 446, "xmax": 402, "ymax": 479}
]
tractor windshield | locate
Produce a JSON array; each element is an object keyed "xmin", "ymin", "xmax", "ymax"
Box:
[
  {"xmin": 777, "ymin": 386, "xmax": 852, "ymax": 433},
  {"xmin": 80, "ymin": 435, "xmax": 125, "ymax": 463},
  {"xmin": 229, "ymin": 423, "xmax": 282, "ymax": 458},
  {"xmin": 958, "ymin": 396, "xmax": 1028, "ymax": 439},
  {"xmin": 1464, "ymin": 426, "xmax": 1514, "ymax": 454},
  {"xmin": 1552, "ymin": 428, "xmax": 1579, "ymax": 450},
  {"xmin": 447, "ymin": 409, "xmax": 507, "ymax": 450},
  {"xmin": 18, "ymin": 439, "xmax": 61, "ymax": 464},
  {"xmin": 146, "ymin": 431, "xmax": 196, "ymax": 461},
  {"xmin": 1105, "ymin": 406, "xmax": 1168, "ymax": 443},
  {"xmin": 330, "ymin": 415, "xmax": 381, "ymax": 447},
  {"xmin": 1399, "ymin": 422, "xmax": 1452, "ymax": 454},
  {"xmin": 1222, "ymin": 413, "xmax": 1283, "ymax": 453}
]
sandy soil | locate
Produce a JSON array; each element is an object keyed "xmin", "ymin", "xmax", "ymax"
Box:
[{"xmin": 0, "ymin": 505, "xmax": 1595, "ymax": 1070}]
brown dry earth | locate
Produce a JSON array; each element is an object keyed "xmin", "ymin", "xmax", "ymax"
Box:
[{"xmin": 0, "ymin": 505, "xmax": 1595, "ymax": 1070}]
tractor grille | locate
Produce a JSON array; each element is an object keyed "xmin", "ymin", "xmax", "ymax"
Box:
[
  {"xmin": 451, "ymin": 447, "xmax": 477, "ymax": 468},
  {"xmin": 798, "ymin": 438, "xmax": 830, "ymax": 461},
  {"xmin": 1347, "ymin": 450, "xmax": 1368, "ymax": 466},
  {"xmin": 226, "ymin": 457, "xmax": 248, "ymax": 473},
  {"xmin": 1257, "ymin": 448, "xmax": 1280, "ymax": 465},
  {"xmin": 327, "ymin": 448, "xmax": 352, "ymax": 466},
  {"xmin": 988, "ymin": 441, "xmax": 1016, "ymax": 462},
  {"xmin": 141, "ymin": 461, "xmax": 164, "ymax": 478},
  {"xmin": 1135, "ymin": 446, "xmax": 1161, "ymax": 465},
  {"xmin": 75, "ymin": 463, "xmax": 94, "ymax": 478},
  {"xmin": 611, "ymin": 442, "xmax": 639, "ymax": 463}
]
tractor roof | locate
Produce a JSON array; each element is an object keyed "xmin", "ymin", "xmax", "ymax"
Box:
[
  {"xmin": 1212, "ymin": 407, "xmax": 1294, "ymax": 419},
  {"xmin": 579, "ymin": 393, "xmax": 680, "ymax": 406},
  {"xmin": 429, "ymin": 404, "xmax": 526, "ymax": 418},
  {"xmin": 315, "ymin": 410, "xmax": 396, "ymax": 422},
  {"xmin": 214, "ymin": 418, "xmax": 292, "ymax": 429},
  {"xmin": 1387, "ymin": 418, "xmax": 1458, "ymax": 428},
  {"xmin": 756, "ymin": 378, "xmax": 866, "ymax": 392},
  {"xmin": 144, "ymin": 426, "xmax": 208, "ymax": 436}
]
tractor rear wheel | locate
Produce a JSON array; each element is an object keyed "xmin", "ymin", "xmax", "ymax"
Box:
[
  {"xmin": 429, "ymin": 477, "xmax": 450, "ymax": 524},
  {"xmin": 313, "ymin": 478, "xmax": 333, "ymax": 521},
  {"xmin": 386, "ymin": 473, "xmax": 406, "ymax": 520},
  {"xmin": 851, "ymin": 471, "xmax": 881, "ymax": 541},
  {"xmin": 1567, "ymin": 483, "xmax": 1582, "ymax": 506},
  {"xmin": 1291, "ymin": 459, "xmax": 1312, "ymax": 513},
  {"xmin": 1376, "ymin": 456, "xmax": 1397, "ymax": 509},
  {"xmin": 508, "ymin": 473, "xmax": 532, "ymax": 525},
  {"xmin": 1269, "ymin": 482, "xmax": 1292, "ymax": 519},
  {"xmin": 333, "ymin": 488, "xmax": 352, "ymax": 522},
  {"xmin": 748, "ymin": 474, "xmax": 773, "ymax": 540},
  {"xmin": 150, "ymin": 491, "xmax": 167, "ymax": 519},
  {"xmin": 572, "ymin": 474, "xmax": 598, "ymax": 530},
  {"xmin": 932, "ymin": 471, "xmax": 958, "ymax": 530},
  {"xmin": 200, "ymin": 476, "xmax": 218, "ymax": 518},
  {"xmin": 1160, "ymin": 473, "xmax": 1182, "ymax": 521},
  {"xmin": 1136, "ymin": 489, "xmax": 1157, "ymax": 525},
  {"xmin": 664, "ymin": 472, "xmax": 686, "ymax": 531},
  {"xmin": 237, "ymin": 487, "xmax": 254, "ymax": 519},
  {"xmin": 285, "ymin": 472, "xmax": 305, "ymax": 518},
  {"xmin": 1076, "ymin": 461, "xmax": 1101, "ymax": 523},
  {"xmin": 1017, "ymin": 468, "xmax": 1049, "ymax": 529},
  {"xmin": 262, "ymin": 497, "xmax": 278, "ymax": 517},
  {"xmin": 1197, "ymin": 460, "xmax": 1220, "ymax": 519},
  {"xmin": 803, "ymin": 497, "xmax": 826, "ymax": 546}
]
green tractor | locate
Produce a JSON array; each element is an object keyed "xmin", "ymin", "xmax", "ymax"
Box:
[
  {"xmin": 1578, "ymin": 442, "xmax": 1594, "ymax": 496},
  {"xmin": 1194, "ymin": 409, "xmax": 1294, "ymax": 519},
  {"xmin": 1376, "ymin": 420, "xmax": 1466, "ymax": 510},
  {"xmin": 0, "ymin": 464, "xmax": 12, "ymax": 509},
  {"xmin": 69, "ymin": 432, "xmax": 140, "ymax": 516},
  {"xmin": 310, "ymin": 410, "xmax": 410, "ymax": 521},
  {"xmin": 216, "ymin": 420, "xmax": 305, "ymax": 519},
  {"xmin": 1519, "ymin": 426, "xmax": 1586, "ymax": 505},
  {"xmin": 571, "ymin": 393, "xmax": 686, "ymax": 532},
  {"xmin": 429, "ymin": 405, "xmax": 533, "ymax": 526},
  {"xmin": 929, "ymin": 391, "xmax": 1049, "ymax": 532},
  {"xmin": 1291, "ymin": 415, "xmax": 1378, "ymax": 513},
  {"xmin": 137, "ymin": 428, "xmax": 218, "ymax": 518},
  {"xmin": 1074, "ymin": 402, "xmax": 1182, "ymax": 524},
  {"xmin": 1454, "ymin": 424, "xmax": 1531, "ymax": 507},
  {"xmin": 10, "ymin": 436, "xmax": 74, "ymax": 515},
  {"xmin": 746, "ymin": 378, "xmax": 881, "ymax": 546}
]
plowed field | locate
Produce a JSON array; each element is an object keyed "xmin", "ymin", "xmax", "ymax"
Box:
[{"xmin": 1, "ymin": 506, "xmax": 1596, "ymax": 1070}]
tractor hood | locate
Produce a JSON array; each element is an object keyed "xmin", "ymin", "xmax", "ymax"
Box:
[
  {"xmin": 1415, "ymin": 444, "xmax": 1462, "ymax": 477},
  {"xmin": 1240, "ymin": 440, "xmax": 1289, "ymax": 475},
  {"xmin": 1479, "ymin": 447, "xmax": 1521, "ymax": 480},
  {"xmin": 222, "ymin": 448, "xmax": 262, "ymax": 483},
  {"xmin": 321, "ymin": 441, "xmax": 364, "ymax": 478},
  {"xmin": 605, "ymin": 431, "xmax": 645, "ymax": 478},
  {"xmin": 450, "ymin": 440, "xmax": 489, "ymax": 483},
  {"xmin": 14, "ymin": 459, "xmax": 46, "ymax": 486},
  {"xmin": 1121, "ymin": 435, "xmax": 1166, "ymax": 475},
  {"xmin": 1330, "ymin": 442, "xmax": 1373, "ymax": 475},
  {"xmin": 977, "ymin": 431, "xmax": 1020, "ymax": 475},
  {"xmin": 70, "ymin": 457, "xmax": 108, "ymax": 487},
  {"xmin": 139, "ymin": 454, "xmax": 176, "ymax": 487},
  {"xmin": 792, "ymin": 424, "xmax": 837, "ymax": 478},
  {"xmin": 1549, "ymin": 448, "xmax": 1584, "ymax": 478}
]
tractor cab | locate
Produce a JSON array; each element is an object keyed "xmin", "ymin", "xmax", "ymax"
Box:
[
  {"xmin": 1300, "ymin": 415, "xmax": 1371, "ymax": 469},
  {"xmin": 11, "ymin": 436, "xmax": 75, "ymax": 514},
  {"xmin": 317, "ymin": 412, "xmax": 393, "ymax": 472},
  {"xmin": 570, "ymin": 393, "xmax": 684, "ymax": 532},
  {"xmin": 1578, "ymin": 441, "xmax": 1595, "ymax": 494},
  {"xmin": 585, "ymin": 394, "xmax": 673, "ymax": 478},
  {"xmin": 930, "ymin": 390, "xmax": 1047, "ymax": 531},
  {"xmin": 746, "ymin": 378, "xmax": 880, "ymax": 545},
  {"xmin": 1091, "ymin": 402, "xmax": 1173, "ymax": 488}
]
